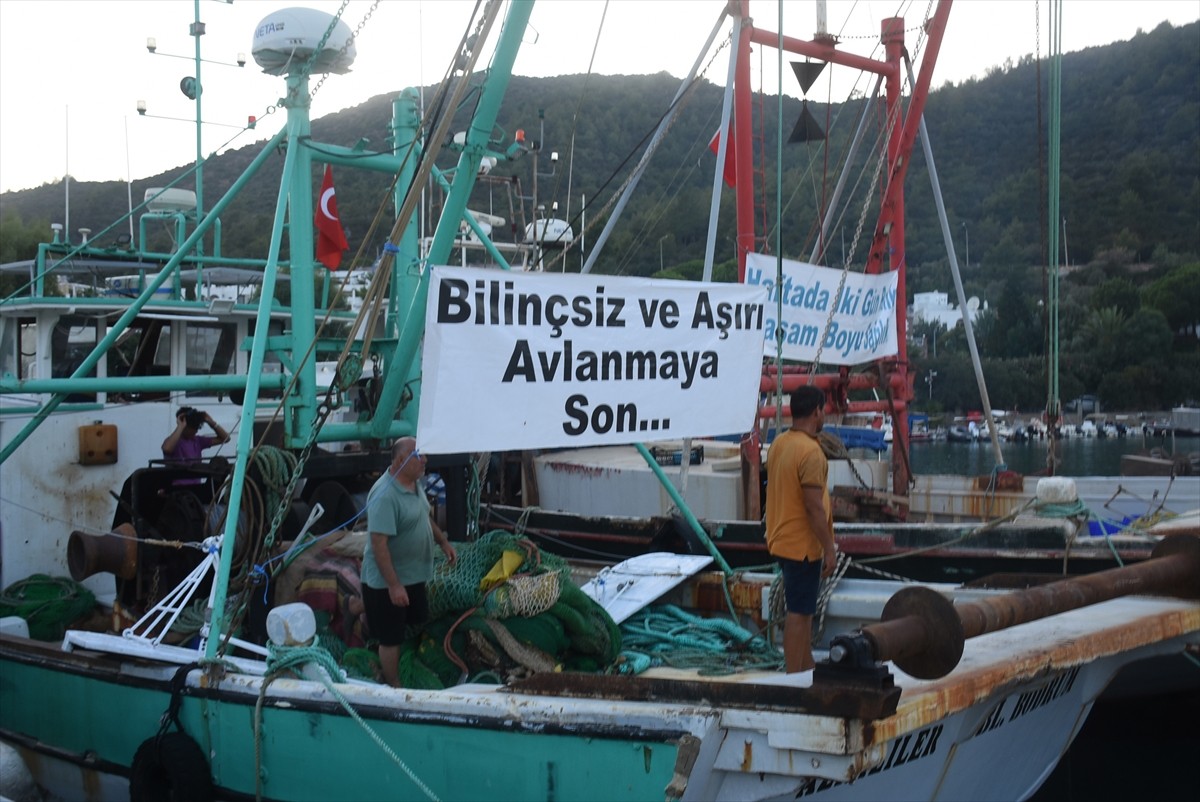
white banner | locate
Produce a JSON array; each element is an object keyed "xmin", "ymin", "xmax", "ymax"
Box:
[
  {"xmin": 418, "ymin": 267, "xmax": 768, "ymax": 454},
  {"xmin": 743, "ymin": 252, "xmax": 899, "ymax": 365}
]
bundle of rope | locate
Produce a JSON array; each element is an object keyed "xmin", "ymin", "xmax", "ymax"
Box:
[
  {"xmin": 617, "ymin": 604, "xmax": 781, "ymax": 675},
  {"xmin": 0, "ymin": 574, "xmax": 96, "ymax": 641},
  {"xmin": 397, "ymin": 531, "xmax": 622, "ymax": 689}
]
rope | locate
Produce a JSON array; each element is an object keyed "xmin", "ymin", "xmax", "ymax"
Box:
[
  {"xmin": 818, "ymin": 430, "xmax": 872, "ymax": 489},
  {"xmin": 765, "ymin": 552, "xmax": 854, "ymax": 649},
  {"xmin": 618, "ymin": 604, "xmax": 780, "ymax": 675},
  {"xmin": 854, "ymin": 498, "xmax": 1038, "ymax": 566},
  {"xmin": 1036, "ymin": 498, "xmax": 1133, "ymax": 568},
  {"xmin": 812, "ymin": 552, "xmax": 852, "ymax": 642},
  {"xmin": 256, "ymin": 643, "xmax": 440, "ymax": 802}
]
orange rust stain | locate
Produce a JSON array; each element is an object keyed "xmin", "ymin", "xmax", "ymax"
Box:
[
  {"xmin": 741, "ymin": 739, "xmax": 753, "ymax": 772},
  {"xmin": 691, "ymin": 574, "xmax": 773, "ymax": 627}
]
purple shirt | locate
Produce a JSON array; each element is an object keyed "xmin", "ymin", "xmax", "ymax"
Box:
[{"xmin": 165, "ymin": 434, "xmax": 213, "ymax": 464}]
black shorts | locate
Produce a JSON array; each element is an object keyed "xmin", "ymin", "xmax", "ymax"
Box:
[
  {"xmin": 361, "ymin": 582, "xmax": 428, "ymax": 646},
  {"xmin": 778, "ymin": 557, "xmax": 822, "ymax": 615}
]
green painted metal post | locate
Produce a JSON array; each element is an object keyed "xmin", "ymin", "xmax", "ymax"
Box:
[
  {"xmin": 371, "ymin": 0, "xmax": 534, "ymax": 441},
  {"xmin": 635, "ymin": 442, "xmax": 734, "ymax": 576},
  {"xmin": 205, "ymin": 124, "xmax": 303, "ymax": 659},
  {"xmin": 285, "ymin": 73, "xmax": 318, "ymax": 446}
]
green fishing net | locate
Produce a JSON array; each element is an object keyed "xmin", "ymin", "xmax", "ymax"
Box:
[
  {"xmin": 395, "ymin": 531, "xmax": 622, "ymax": 688},
  {"xmin": 0, "ymin": 574, "xmax": 97, "ymax": 641}
]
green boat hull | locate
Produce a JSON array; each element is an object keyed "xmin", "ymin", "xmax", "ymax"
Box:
[{"xmin": 0, "ymin": 644, "xmax": 681, "ymax": 801}]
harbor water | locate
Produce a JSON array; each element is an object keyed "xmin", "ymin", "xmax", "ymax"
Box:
[{"xmin": 902, "ymin": 433, "xmax": 1196, "ymax": 477}]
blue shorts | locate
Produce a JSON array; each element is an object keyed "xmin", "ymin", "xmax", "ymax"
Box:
[
  {"xmin": 778, "ymin": 557, "xmax": 822, "ymax": 615},
  {"xmin": 362, "ymin": 582, "xmax": 428, "ymax": 646}
]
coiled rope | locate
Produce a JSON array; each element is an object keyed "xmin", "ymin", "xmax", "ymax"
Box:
[{"xmin": 618, "ymin": 604, "xmax": 781, "ymax": 675}]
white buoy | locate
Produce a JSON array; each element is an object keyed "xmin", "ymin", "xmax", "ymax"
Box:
[
  {"xmin": 1036, "ymin": 476, "xmax": 1079, "ymax": 505},
  {"xmin": 266, "ymin": 602, "xmax": 317, "ymax": 647}
]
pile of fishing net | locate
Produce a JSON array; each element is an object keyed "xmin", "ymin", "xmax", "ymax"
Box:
[
  {"xmin": 398, "ymin": 531, "xmax": 622, "ymax": 688},
  {"xmin": 0, "ymin": 574, "xmax": 97, "ymax": 641}
]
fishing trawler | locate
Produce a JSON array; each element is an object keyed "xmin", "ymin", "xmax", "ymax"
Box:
[{"xmin": 2, "ymin": 3, "xmax": 1198, "ymax": 801}]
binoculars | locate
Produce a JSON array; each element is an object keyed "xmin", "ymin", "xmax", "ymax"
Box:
[{"xmin": 178, "ymin": 407, "xmax": 207, "ymax": 429}]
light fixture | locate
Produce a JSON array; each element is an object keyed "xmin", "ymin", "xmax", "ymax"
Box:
[
  {"xmin": 207, "ymin": 298, "xmax": 236, "ymax": 314},
  {"xmin": 135, "ymin": 102, "xmax": 245, "ymax": 129},
  {"xmin": 180, "ymin": 76, "xmax": 201, "ymax": 100},
  {"xmin": 147, "ymin": 40, "xmax": 244, "ymax": 68}
]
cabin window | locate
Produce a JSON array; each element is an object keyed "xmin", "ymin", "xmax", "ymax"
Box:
[
  {"xmin": 248, "ymin": 319, "xmax": 284, "ymax": 399},
  {"xmin": 107, "ymin": 318, "xmax": 171, "ymax": 402},
  {"xmin": 0, "ymin": 317, "xmax": 36, "ymax": 380},
  {"xmin": 184, "ymin": 322, "xmax": 237, "ymax": 398},
  {"xmin": 51, "ymin": 314, "xmax": 99, "ymax": 402}
]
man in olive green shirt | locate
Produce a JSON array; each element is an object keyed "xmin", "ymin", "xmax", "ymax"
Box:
[{"xmin": 361, "ymin": 437, "xmax": 457, "ymax": 687}]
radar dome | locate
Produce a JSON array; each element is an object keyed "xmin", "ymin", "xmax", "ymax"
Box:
[
  {"xmin": 524, "ymin": 219, "xmax": 574, "ymax": 247},
  {"xmin": 252, "ymin": 7, "xmax": 356, "ymax": 76}
]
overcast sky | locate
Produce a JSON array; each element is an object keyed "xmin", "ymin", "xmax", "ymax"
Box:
[{"xmin": 0, "ymin": 0, "xmax": 1195, "ymax": 194}]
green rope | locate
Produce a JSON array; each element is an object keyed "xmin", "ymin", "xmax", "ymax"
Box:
[
  {"xmin": 617, "ymin": 604, "xmax": 781, "ymax": 675},
  {"xmin": 260, "ymin": 642, "xmax": 440, "ymax": 802},
  {"xmin": 1035, "ymin": 498, "xmax": 1132, "ymax": 567}
]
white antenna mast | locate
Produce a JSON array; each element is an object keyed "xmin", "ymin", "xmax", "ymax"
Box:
[
  {"xmin": 64, "ymin": 106, "xmax": 70, "ymax": 243},
  {"xmin": 125, "ymin": 116, "xmax": 135, "ymax": 239}
]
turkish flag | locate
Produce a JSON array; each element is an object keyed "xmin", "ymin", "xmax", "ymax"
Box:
[
  {"xmin": 708, "ymin": 127, "xmax": 736, "ymax": 187},
  {"xmin": 315, "ymin": 164, "xmax": 349, "ymax": 269}
]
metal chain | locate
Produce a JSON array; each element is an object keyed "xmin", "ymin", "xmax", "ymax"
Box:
[
  {"xmin": 149, "ymin": 566, "xmax": 161, "ymax": 607},
  {"xmin": 259, "ymin": 399, "xmax": 339, "ymax": 554},
  {"xmin": 835, "ymin": 23, "xmax": 925, "ymax": 41},
  {"xmin": 1036, "ymin": 0, "xmax": 1041, "ymax": 56},
  {"xmin": 310, "ymin": 0, "xmax": 380, "ymax": 102}
]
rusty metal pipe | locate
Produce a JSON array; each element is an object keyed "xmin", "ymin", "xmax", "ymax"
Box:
[
  {"xmin": 956, "ymin": 542, "xmax": 1197, "ymax": 639},
  {"xmin": 840, "ymin": 536, "xmax": 1200, "ymax": 679}
]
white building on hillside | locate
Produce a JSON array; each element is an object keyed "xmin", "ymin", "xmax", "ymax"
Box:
[{"xmin": 911, "ymin": 291, "xmax": 988, "ymax": 330}]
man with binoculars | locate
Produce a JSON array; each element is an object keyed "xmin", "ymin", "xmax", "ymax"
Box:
[{"xmin": 162, "ymin": 406, "xmax": 231, "ymax": 464}]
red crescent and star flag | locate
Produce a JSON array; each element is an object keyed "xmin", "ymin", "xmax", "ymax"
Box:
[
  {"xmin": 315, "ymin": 164, "xmax": 349, "ymax": 269},
  {"xmin": 708, "ymin": 127, "xmax": 736, "ymax": 187}
]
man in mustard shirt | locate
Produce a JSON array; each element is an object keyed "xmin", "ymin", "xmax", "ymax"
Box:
[{"xmin": 765, "ymin": 386, "xmax": 837, "ymax": 672}]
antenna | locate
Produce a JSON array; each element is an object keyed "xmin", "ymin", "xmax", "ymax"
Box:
[
  {"xmin": 124, "ymin": 117, "xmax": 134, "ymax": 240},
  {"xmin": 64, "ymin": 105, "xmax": 70, "ymax": 243}
]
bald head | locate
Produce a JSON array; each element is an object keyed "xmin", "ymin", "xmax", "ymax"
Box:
[
  {"xmin": 391, "ymin": 437, "xmax": 417, "ymax": 462},
  {"xmin": 388, "ymin": 437, "xmax": 425, "ymax": 486}
]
